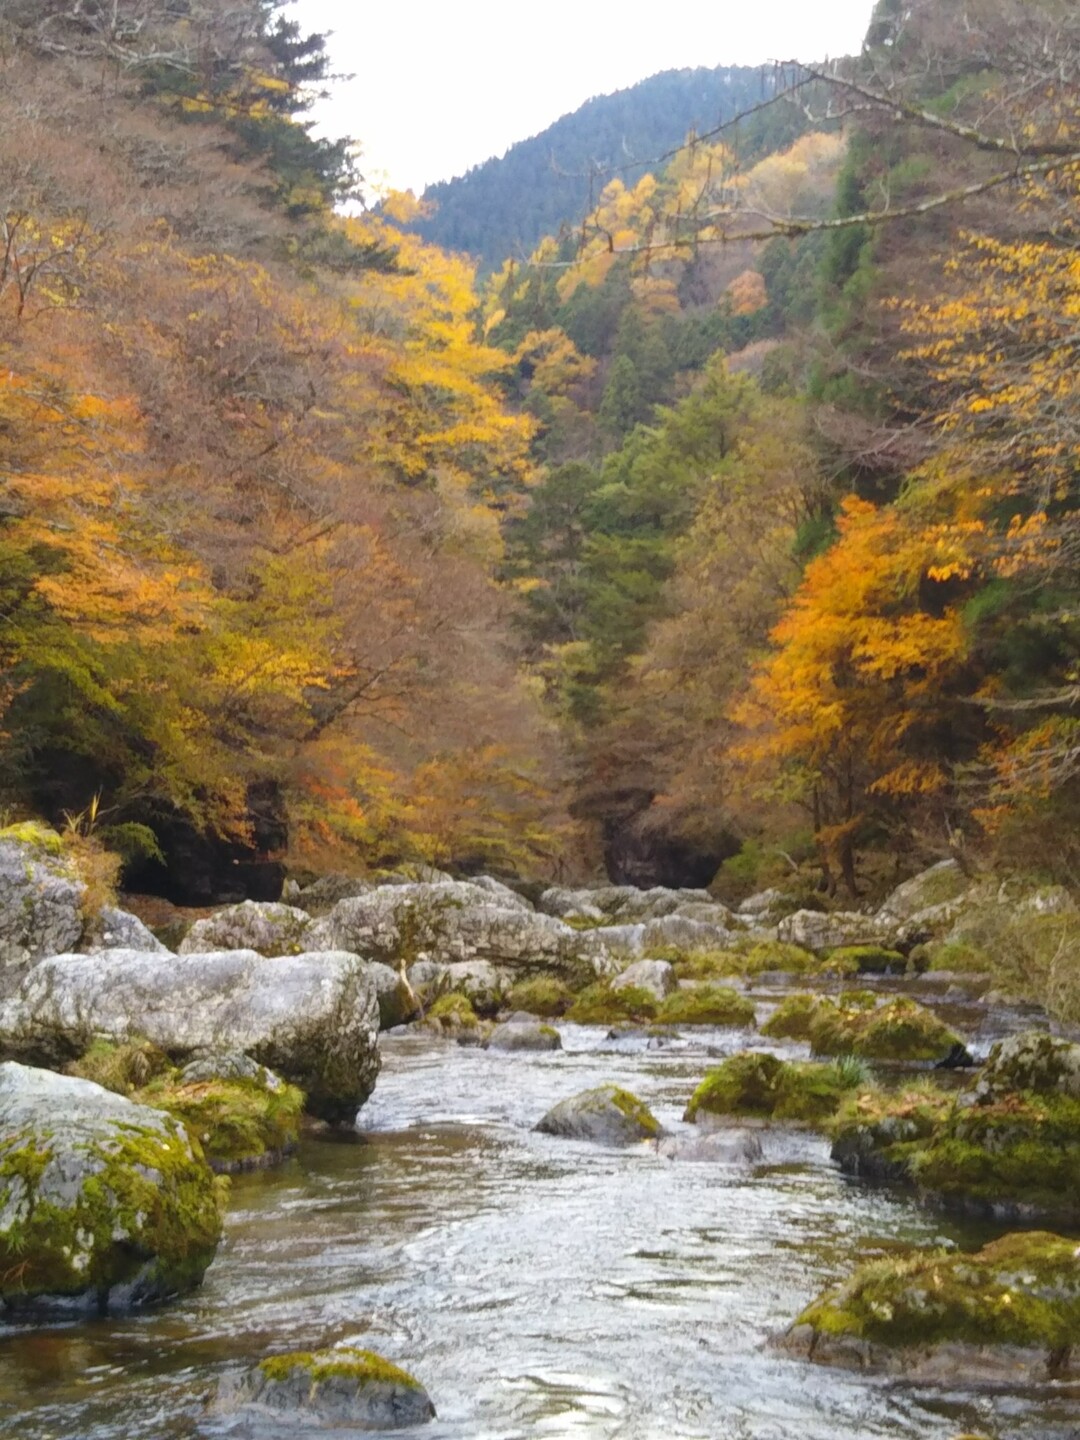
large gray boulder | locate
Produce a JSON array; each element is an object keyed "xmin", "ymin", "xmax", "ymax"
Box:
[
  {"xmin": 777, "ymin": 909, "xmax": 899, "ymax": 954},
  {"xmin": 306, "ymin": 882, "xmax": 598, "ymax": 981},
  {"xmin": 535, "ymin": 1085, "xmax": 661, "ymax": 1147},
  {"xmin": 0, "ymin": 828, "xmax": 85, "ymax": 981},
  {"xmin": 973, "ymin": 1030, "xmax": 1080, "ymax": 1101},
  {"xmin": 0, "ymin": 949, "xmax": 380, "ymax": 1124},
  {"xmin": 443, "ymin": 960, "xmax": 507, "ymax": 1015},
  {"xmin": 0, "ymin": 1062, "xmax": 222, "ymax": 1316},
  {"xmin": 179, "ymin": 900, "xmax": 313, "ymax": 957},
  {"xmin": 212, "ymin": 1346, "xmax": 435, "ymax": 1431}
]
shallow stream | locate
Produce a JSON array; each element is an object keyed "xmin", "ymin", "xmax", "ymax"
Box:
[{"xmin": 2, "ymin": 1003, "xmax": 1079, "ymax": 1439}]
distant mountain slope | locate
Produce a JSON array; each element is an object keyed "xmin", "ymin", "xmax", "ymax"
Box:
[{"xmin": 412, "ymin": 65, "xmax": 807, "ymax": 269}]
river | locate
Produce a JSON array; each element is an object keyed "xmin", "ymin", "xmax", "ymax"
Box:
[{"xmin": 2, "ymin": 1001, "xmax": 1078, "ymax": 1439}]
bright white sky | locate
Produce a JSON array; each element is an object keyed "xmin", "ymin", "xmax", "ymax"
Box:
[{"xmin": 293, "ymin": 0, "xmax": 879, "ymax": 196}]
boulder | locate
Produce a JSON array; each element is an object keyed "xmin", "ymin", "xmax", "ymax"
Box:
[
  {"xmin": 443, "ymin": 960, "xmax": 507, "ymax": 1016},
  {"xmin": 535, "ymin": 1084, "xmax": 661, "ymax": 1146},
  {"xmin": 179, "ymin": 900, "xmax": 313, "ymax": 957},
  {"xmin": 737, "ymin": 888, "xmax": 788, "ymax": 918},
  {"xmin": 777, "ymin": 909, "xmax": 899, "ymax": 954},
  {"xmin": 777, "ymin": 1231, "xmax": 1080, "ymax": 1382},
  {"xmin": 0, "ymin": 1062, "xmax": 223, "ymax": 1316},
  {"xmin": 611, "ymin": 958, "xmax": 677, "ymax": 1001},
  {"xmin": 137, "ymin": 1064, "xmax": 304, "ymax": 1174},
  {"xmin": 306, "ymin": 882, "xmax": 597, "ymax": 981},
  {"xmin": 973, "ymin": 1031, "xmax": 1080, "ymax": 1101},
  {"xmin": 655, "ymin": 985, "xmax": 756, "ymax": 1028},
  {"xmin": 0, "ymin": 826, "xmax": 85, "ymax": 981},
  {"xmin": 484, "ymin": 1020, "xmax": 562, "ymax": 1052},
  {"xmin": 877, "ymin": 861, "xmax": 971, "ymax": 923},
  {"xmin": 0, "ymin": 949, "xmax": 380, "ymax": 1125},
  {"xmin": 212, "ymin": 1346, "xmax": 435, "ymax": 1430},
  {"xmin": 538, "ymin": 884, "xmax": 720, "ymax": 923},
  {"xmin": 807, "ymin": 994, "xmax": 968, "ymax": 1063},
  {"xmin": 293, "ymin": 874, "xmax": 375, "ymax": 916},
  {"xmin": 80, "ymin": 906, "xmax": 169, "ymax": 955}
]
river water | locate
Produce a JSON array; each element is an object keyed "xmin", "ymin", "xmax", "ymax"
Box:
[{"xmin": 2, "ymin": 1009, "xmax": 1079, "ymax": 1439}]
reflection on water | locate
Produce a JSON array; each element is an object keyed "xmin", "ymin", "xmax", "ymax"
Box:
[{"xmin": 2, "ymin": 1024, "xmax": 1078, "ymax": 1439}]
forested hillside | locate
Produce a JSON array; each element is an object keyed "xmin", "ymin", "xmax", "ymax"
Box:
[
  {"xmin": 0, "ymin": 0, "xmax": 569, "ymax": 898},
  {"xmin": 476, "ymin": 0, "xmax": 1080, "ymax": 896},
  {"xmin": 411, "ymin": 65, "xmax": 810, "ymax": 269}
]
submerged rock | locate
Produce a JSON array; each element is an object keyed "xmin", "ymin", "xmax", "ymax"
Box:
[
  {"xmin": 653, "ymin": 1130, "xmax": 764, "ymax": 1163},
  {"xmin": 212, "ymin": 1346, "xmax": 435, "ymax": 1430},
  {"xmin": 777, "ymin": 1231, "xmax": 1080, "ymax": 1382},
  {"xmin": 0, "ymin": 949, "xmax": 380, "ymax": 1125},
  {"xmin": 535, "ymin": 1084, "xmax": 661, "ymax": 1146},
  {"xmin": 0, "ymin": 1062, "xmax": 223, "ymax": 1317}
]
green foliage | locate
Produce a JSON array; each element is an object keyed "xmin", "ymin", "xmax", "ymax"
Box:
[
  {"xmin": 566, "ymin": 982, "xmax": 658, "ymax": 1024},
  {"xmin": 684, "ymin": 1051, "xmax": 860, "ymax": 1124}
]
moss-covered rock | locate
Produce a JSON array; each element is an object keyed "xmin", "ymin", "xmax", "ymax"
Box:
[
  {"xmin": 760, "ymin": 992, "xmax": 819, "ymax": 1040},
  {"xmin": 506, "ymin": 976, "xmax": 573, "ymax": 1017},
  {"xmin": 423, "ymin": 991, "xmax": 480, "ymax": 1033},
  {"xmin": 655, "ymin": 985, "xmax": 756, "ymax": 1028},
  {"xmin": 565, "ymin": 982, "xmax": 658, "ymax": 1024},
  {"xmin": 684, "ymin": 1052, "xmax": 861, "ymax": 1125},
  {"xmin": 484, "ymin": 1019, "xmax": 562, "ymax": 1052},
  {"xmin": 779, "ymin": 1232, "xmax": 1080, "ymax": 1381},
  {"xmin": 213, "ymin": 1346, "xmax": 435, "ymax": 1429},
  {"xmin": 742, "ymin": 939, "xmax": 821, "ymax": 975},
  {"xmin": 830, "ymin": 1082, "xmax": 956, "ymax": 1183},
  {"xmin": 808, "ymin": 995, "xmax": 965, "ymax": 1062},
  {"xmin": 830, "ymin": 1035, "xmax": 1080, "ymax": 1221},
  {"xmin": 535, "ymin": 1084, "xmax": 661, "ymax": 1146},
  {"xmin": 0, "ymin": 1062, "xmax": 224, "ymax": 1317},
  {"xmin": 137, "ymin": 1071, "xmax": 304, "ymax": 1174},
  {"xmin": 663, "ymin": 947, "xmax": 744, "ymax": 982}
]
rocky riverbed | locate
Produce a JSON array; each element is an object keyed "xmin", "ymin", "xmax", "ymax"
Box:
[{"xmin": 2, "ymin": 829, "xmax": 1080, "ymax": 1437}]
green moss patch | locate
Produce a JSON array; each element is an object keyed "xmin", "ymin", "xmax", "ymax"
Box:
[
  {"xmin": 67, "ymin": 1039, "xmax": 172, "ymax": 1095},
  {"xmin": 506, "ymin": 976, "xmax": 573, "ymax": 1017},
  {"xmin": 656, "ymin": 985, "xmax": 756, "ymax": 1027},
  {"xmin": 684, "ymin": 1052, "xmax": 861, "ymax": 1125},
  {"xmin": 566, "ymin": 982, "xmax": 658, "ymax": 1024},
  {"xmin": 795, "ymin": 1231, "xmax": 1080, "ymax": 1352},
  {"xmin": 259, "ymin": 1347, "xmax": 425, "ymax": 1390}
]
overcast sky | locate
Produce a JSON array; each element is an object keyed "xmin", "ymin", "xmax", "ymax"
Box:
[{"xmin": 293, "ymin": 0, "xmax": 878, "ymax": 196}]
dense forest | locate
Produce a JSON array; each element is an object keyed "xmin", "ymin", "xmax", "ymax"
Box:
[
  {"xmin": 2, "ymin": 0, "xmax": 1079, "ymax": 909},
  {"xmin": 410, "ymin": 64, "xmax": 810, "ymax": 270}
]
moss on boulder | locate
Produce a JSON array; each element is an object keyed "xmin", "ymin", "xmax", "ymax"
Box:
[
  {"xmin": 506, "ymin": 976, "xmax": 573, "ymax": 1017},
  {"xmin": 780, "ymin": 1232, "xmax": 1080, "ymax": 1380},
  {"xmin": 213, "ymin": 1346, "xmax": 435, "ymax": 1429},
  {"xmin": 566, "ymin": 982, "xmax": 658, "ymax": 1025},
  {"xmin": 684, "ymin": 1052, "xmax": 860, "ymax": 1125},
  {"xmin": 808, "ymin": 995, "xmax": 965, "ymax": 1062},
  {"xmin": 138, "ymin": 1071, "xmax": 304, "ymax": 1174},
  {"xmin": 67, "ymin": 1037, "xmax": 172, "ymax": 1094},
  {"xmin": 760, "ymin": 992, "xmax": 819, "ymax": 1040},
  {"xmin": 830, "ymin": 1034, "xmax": 1080, "ymax": 1221},
  {"xmin": 0, "ymin": 1062, "xmax": 224, "ymax": 1317},
  {"xmin": 655, "ymin": 985, "xmax": 756, "ymax": 1028}
]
